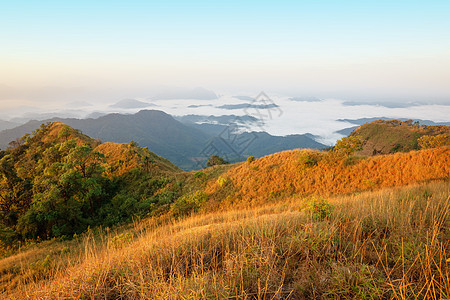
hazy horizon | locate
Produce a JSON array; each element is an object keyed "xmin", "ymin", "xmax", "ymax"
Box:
[{"xmin": 1, "ymin": 0, "xmax": 450, "ymax": 110}]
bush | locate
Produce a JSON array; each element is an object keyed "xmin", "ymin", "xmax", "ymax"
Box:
[
  {"xmin": 217, "ymin": 177, "xmax": 228, "ymax": 187},
  {"xmin": 194, "ymin": 171, "xmax": 207, "ymax": 180},
  {"xmin": 153, "ymin": 191, "xmax": 178, "ymax": 205},
  {"xmin": 418, "ymin": 134, "xmax": 450, "ymax": 149},
  {"xmin": 306, "ymin": 197, "xmax": 333, "ymax": 221},
  {"xmin": 334, "ymin": 136, "xmax": 363, "ymax": 156},
  {"xmin": 297, "ymin": 151, "xmax": 322, "ymax": 168},
  {"xmin": 108, "ymin": 232, "xmax": 133, "ymax": 249},
  {"xmin": 247, "ymin": 156, "xmax": 255, "ymax": 163},
  {"xmin": 172, "ymin": 190, "xmax": 208, "ymax": 215}
]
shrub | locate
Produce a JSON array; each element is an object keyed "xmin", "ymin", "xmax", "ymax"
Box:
[
  {"xmin": 28, "ymin": 254, "xmax": 53, "ymax": 279},
  {"xmin": 153, "ymin": 191, "xmax": 178, "ymax": 205},
  {"xmin": 108, "ymin": 232, "xmax": 133, "ymax": 249},
  {"xmin": 194, "ymin": 171, "xmax": 207, "ymax": 180},
  {"xmin": 418, "ymin": 134, "xmax": 450, "ymax": 149},
  {"xmin": 217, "ymin": 177, "xmax": 228, "ymax": 187},
  {"xmin": 172, "ymin": 190, "xmax": 208, "ymax": 215},
  {"xmin": 334, "ymin": 136, "xmax": 363, "ymax": 156},
  {"xmin": 247, "ymin": 156, "xmax": 255, "ymax": 163},
  {"xmin": 306, "ymin": 197, "xmax": 333, "ymax": 221},
  {"xmin": 297, "ymin": 151, "xmax": 322, "ymax": 168}
]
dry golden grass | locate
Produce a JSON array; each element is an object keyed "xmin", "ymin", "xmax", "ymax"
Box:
[
  {"xmin": 95, "ymin": 142, "xmax": 181, "ymax": 177},
  {"xmin": 205, "ymin": 147, "xmax": 450, "ymax": 207},
  {"xmin": 2, "ymin": 180, "xmax": 449, "ymax": 299}
]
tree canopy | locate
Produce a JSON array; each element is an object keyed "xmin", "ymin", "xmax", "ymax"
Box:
[
  {"xmin": 206, "ymin": 155, "xmax": 229, "ymax": 167},
  {"xmin": 0, "ymin": 122, "xmax": 178, "ymax": 251}
]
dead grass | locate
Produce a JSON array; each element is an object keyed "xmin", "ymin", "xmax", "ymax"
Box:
[
  {"xmin": 1, "ymin": 180, "xmax": 448, "ymax": 299},
  {"xmin": 205, "ymin": 147, "xmax": 450, "ymax": 207}
]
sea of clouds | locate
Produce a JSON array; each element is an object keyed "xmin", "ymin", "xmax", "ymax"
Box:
[{"xmin": 1, "ymin": 94, "xmax": 449, "ymax": 145}]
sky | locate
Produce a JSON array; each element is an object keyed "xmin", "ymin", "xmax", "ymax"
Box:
[{"xmin": 1, "ymin": 0, "xmax": 450, "ymax": 109}]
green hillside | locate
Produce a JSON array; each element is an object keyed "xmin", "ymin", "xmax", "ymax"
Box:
[{"xmin": 0, "ymin": 122, "xmax": 184, "ymax": 252}]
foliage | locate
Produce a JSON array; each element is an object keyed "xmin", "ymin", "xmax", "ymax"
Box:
[
  {"xmin": 206, "ymin": 155, "xmax": 229, "ymax": 167},
  {"xmin": 108, "ymin": 232, "xmax": 133, "ymax": 249},
  {"xmin": 95, "ymin": 142, "xmax": 180, "ymax": 176},
  {"xmin": 2, "ymin": 181, "xmax": 449, "ymax": 299},
  {"xmin": 0, "ymin": 122, "xmax": 179, "ymax": 250},
  {"xmin": 305, "ymin": 197, "xmax": 333, "ymax": 221},
  {"xmin": 333, "ymin": 135, "xmax": 363, "ymax": 156},
  {"xmin": 418, "ymin": 134, "xmax": 450, "ymax": 149},
  {"xmin": 99, "ymin": 170, "xmax": 172, "ymax": 225},
  {"xmin": 297, "ymin": 150, "xmax": 323, "ymax": 168},
  {"xmin": 1, "ymin": 120, "xmax": 450, "ymax": 298},
  {"xmin": 171, "ymin": 190, "xmax": 208, "ymax": 215},
  {"xmin": 193, "ymin": 171, "xmax": 207, "ymax": 181},
  {"xmin": 217, "ymin": 177, "xmax": 228, "ymax": 187},
  {"xmin": 205, "ymin": 147, "xmax": 450, "ymax": 207}
]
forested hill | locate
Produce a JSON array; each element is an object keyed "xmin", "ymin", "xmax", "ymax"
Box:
[{"xmin": 0, "ymin": 122, "xmax": 181, "ymax": 246}]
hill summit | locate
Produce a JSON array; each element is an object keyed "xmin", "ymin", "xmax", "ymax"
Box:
[{"xmin": 350, "ymin": 119, "xmax": 450, "ymax": 155}]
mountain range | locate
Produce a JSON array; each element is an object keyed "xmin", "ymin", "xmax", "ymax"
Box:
[
  {"xmin": 0, "ymin": 120, "xmax": 19, "ymax": 131},
  {"xmin": 0, "ymin": 110, "xmax": 326, "ymax": 170}
]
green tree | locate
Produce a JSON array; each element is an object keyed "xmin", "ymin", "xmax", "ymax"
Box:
[
  {"xmin": 206, "ymin": 155, "xmax": 229, "ymax": 167},
  {"xmin": 0, "ymin": 154, "xmax": 32, "ymax": 227},
  {"xmin": 16, "ymin": 141, "xmax": 113, "ymax": 238},
  {"xmin": 58, "ymin": 125, "xmax": 71, "ymax": 141},
  {"xmin": 333, "ymin": 136, "xmax": 363, "ymax": 156}
]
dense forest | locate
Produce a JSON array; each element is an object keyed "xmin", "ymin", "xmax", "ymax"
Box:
[{"xmin": 0, "ymin": 122, "xmax": 182, "ymax": 250}]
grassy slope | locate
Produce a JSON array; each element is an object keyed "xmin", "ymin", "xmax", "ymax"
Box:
[
  {"xmin": 350, "ymin": 120, "xmax": 450, "ymax": 156},
  {"xmin": 95, "ymin": 142, "xmax": 181, "ymax": 176},
  {"xmin": 204, "ymin": 147, "xmax": 450, "ymax": 207},
  {"xmin": 1, "ymin": 180, "xmax": 448, "ymax": 299}
]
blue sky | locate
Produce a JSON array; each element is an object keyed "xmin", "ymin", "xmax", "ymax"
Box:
[{"xmin": 1, "ymin": 0, "xmax": 450, "ymax": 103}]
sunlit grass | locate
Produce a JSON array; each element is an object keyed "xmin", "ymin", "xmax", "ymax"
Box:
[
  {"xmin": 2, "ymin": 180, "xmax": 448, "ymax": 299},
  {"xmin": 205, "ymin": 147, "xmax": 450, "ymax": 207}
]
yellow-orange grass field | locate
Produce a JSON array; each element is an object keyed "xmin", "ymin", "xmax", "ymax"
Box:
[
  {"xmin": 205, "ymin": 147, "xmax": 450, "ymax": 207},
  {"xmin": 1, "ymin": 180, "xmax": 449, "ymax": 299}
]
